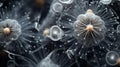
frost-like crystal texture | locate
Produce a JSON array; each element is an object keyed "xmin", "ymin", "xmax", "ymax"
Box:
[
  {"xmin": 1, "ymin": 0, "xmax": 120, "ymax": 67},
  {"xmin": 0, "ymin": 19, "xmax": 21, "ymax": 43},
  {"xmin": 74, "ymin": 9, "xmax": 106, "ymax": 46},
  {"xmin": 55, "ymin": 0, "xmax": 119, "ymax": 66},
  {"xmin": 0, "ymin": 2, "xmax": 40, "ymax": 55}
]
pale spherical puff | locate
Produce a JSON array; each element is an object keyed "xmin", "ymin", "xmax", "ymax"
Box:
[
  {"xmin": 0, "ymin": 19, "xmax": 21, "ymax": 43},
  {"xmin": 74, "ymin": 11, "xmax": 106, "ymax": 46},
  {"xmin": 0, "ymin": 3, "xmax": 41, "ymax": 55},
  {"xmin": 55, "ymin": 0, "xmax": 119, "ymax": 66}
]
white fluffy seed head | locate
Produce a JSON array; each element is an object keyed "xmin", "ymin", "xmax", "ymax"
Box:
[
  {"xmin": 73, "ymin": 9, "xmax": 106, "ymax": 46},
  {"xmin": 0, "ymin": 19, "xmax": 21, "ymax": 42}
]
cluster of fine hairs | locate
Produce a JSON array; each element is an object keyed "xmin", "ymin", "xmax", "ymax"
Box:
[{"xmin": 0, "ymin": 0, "xmax": 120, "ymax": 67}]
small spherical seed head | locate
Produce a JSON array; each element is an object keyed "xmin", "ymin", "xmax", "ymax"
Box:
[
  {"xmin": 0, "ymin": 19, "xmax": 21, "ymax": 43},
  {"xmin": 43, "ymin": 28, "xmax": 50, "ymax": 36},
  {"xmin": 3, "ymin": 27, "xmax": 11, "ymax": 35},
  {"xmin": 86, "ymin": 24, "xmax": 94, "ymax": 32},
  {"xmin": 35, "ymin": 0, "xmax": 45, "ymax": 7},
  {"xmin": 73, "ymin": 9, "xmax": 106, "ymax": 46}
]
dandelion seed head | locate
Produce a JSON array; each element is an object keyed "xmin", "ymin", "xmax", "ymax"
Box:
[
  {"xmin": 0, "ymin": 19, "xmax": 21, "ymax": 43},
  {"xmin": 74, "ymin": 9, "xmax": 106, "ymax": 45}
]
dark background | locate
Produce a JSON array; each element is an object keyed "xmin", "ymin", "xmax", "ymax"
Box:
[{"xmin": 0, "ymin": 0, "xmax": 120, "ymax": 67}]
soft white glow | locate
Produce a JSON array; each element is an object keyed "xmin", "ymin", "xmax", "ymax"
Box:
[{"xmin": 100, "ymin": 0, "xmax": 112, "ymax": 4}]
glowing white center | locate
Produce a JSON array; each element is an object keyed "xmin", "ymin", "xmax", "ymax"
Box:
[
  {"xmin": 110, "ymin": 55, "xmax": 115, "ymax": 60},
  {"xmin": 53, "ymin": 30, "xmax": 58, "ymax": 35}
]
